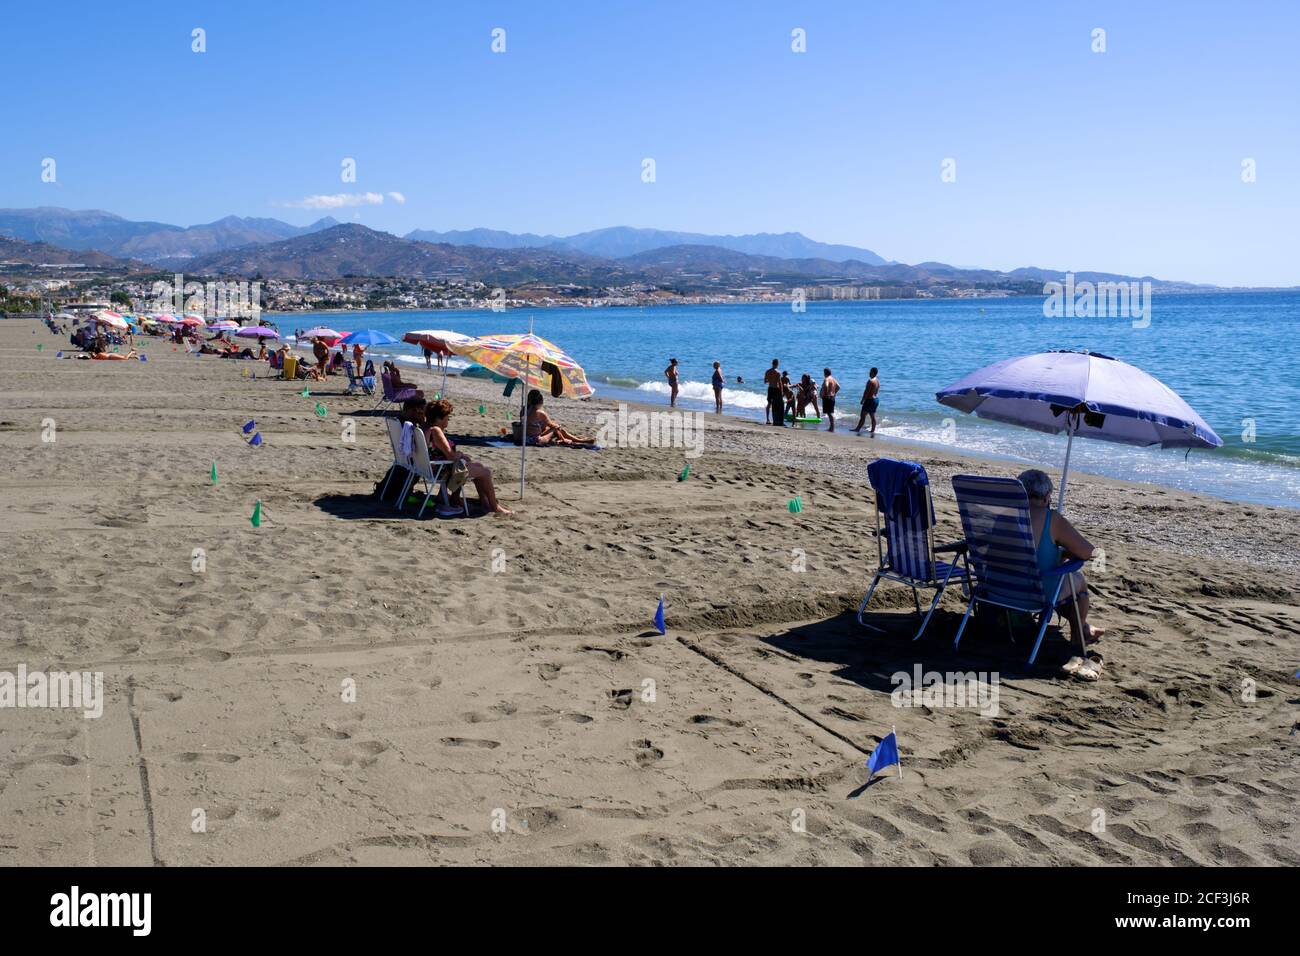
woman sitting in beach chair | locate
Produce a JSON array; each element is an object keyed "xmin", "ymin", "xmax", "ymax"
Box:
[
  {"xmin": 524, "ymin": 389, "xmax": 596, "ymax": 447},
  {"xmin": 384, "ymin": 361, "xmax": 422, "ymax": 398},
  {"xmin": 1018, "ymin": 468, "xmax": 1105, "ymax": 652},
  {"xmin": 424, "ymin": 399, "xmax": 512, "ymax": 515}
]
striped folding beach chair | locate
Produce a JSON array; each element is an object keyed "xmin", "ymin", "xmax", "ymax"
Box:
[
  {"xmin": 950, "ymin": 474, "xmax": 1087, "ymax": 664},
  {"xmin": 857, "ymin": 459, "xmax": 969, "ymax": 641}
]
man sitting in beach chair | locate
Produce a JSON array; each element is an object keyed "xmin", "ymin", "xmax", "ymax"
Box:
[
  {"xmin": 858, "ymin": 458, "xmax": 969, "ymax": 641},
  {"xmin": 950, "ymin": 471, "xmax": 1104, "ymax": 678}
]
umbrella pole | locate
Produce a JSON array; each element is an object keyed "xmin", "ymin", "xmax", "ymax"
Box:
[
  {"xmin": 1057, "ymin": 416, "xmax": 1077, "ymax": 511},
  {"xmin": 519, "ymin": 356, "xmax": 529, "ymax": 499}
]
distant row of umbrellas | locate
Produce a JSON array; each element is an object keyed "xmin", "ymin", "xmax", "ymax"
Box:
[{"xmin": 78, "ymin": 309, "xmax": 1219, "ymax": 510}]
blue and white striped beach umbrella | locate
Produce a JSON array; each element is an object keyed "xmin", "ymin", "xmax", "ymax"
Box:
[{"xmin": 936, "ymin": 349, "xmax": 1222, "ymax": 507}]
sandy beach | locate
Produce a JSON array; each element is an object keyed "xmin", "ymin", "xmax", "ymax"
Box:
[{"xmin": 1, "ymin": 317, "xmax": 1296, "ymax": 867}]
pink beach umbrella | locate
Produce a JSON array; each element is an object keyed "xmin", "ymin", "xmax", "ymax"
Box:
[
  {"xmin": 92, "ymin": 310, "xmax": 128, "ymax": 330},
  {"xmin": 300, "ymin": 326, "xmax": 342, "ymax": 340},
  {"xmin": 235, "ymin": 326, "xmax": 281, "ymax": 340}
]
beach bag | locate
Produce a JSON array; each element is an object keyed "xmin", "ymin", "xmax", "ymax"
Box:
[{"xmin": 446, "ymin": 460, "xmax": 470, "ymax": 495}]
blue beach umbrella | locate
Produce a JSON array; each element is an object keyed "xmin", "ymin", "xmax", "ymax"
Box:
[
  {"xmin": 936, "ymin": 349, "xmax": 1222, "ymax": 508},
  {"xmin": 338, "ymin": 329, "xmax": 399, "ymax": 347}
]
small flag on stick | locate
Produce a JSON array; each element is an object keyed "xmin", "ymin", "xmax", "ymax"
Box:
[
  {"xmin": 210, "ymin": 462, "xmax": 217, "ymax": 484},
  {"xmin": 653, "ymin": 595, "xmax": 666, "ymax": 635},
  {"xmin": 250, "ymin": 500, "xmax": 262, "ymax": 528},
  {"xmin": 301, "ymin": 387, "xmax": 310, "ymax": 397},
  {"xmin": 865, "ymin": 727, "xmax": 901, "ymax": 781},
  {"xmin": 248, "ymin": 432, "xmax": 263, "ymax": 447},
  {"xmin": 242, "ymin": 419, "xmax": 256, "ymax": 434},
  {"xmin": 678, "ymin": 464, "xmax": 689, "ymax": 482},
  {"xmin": 787, "ymin": 496, "xmax": 803, "ymax": 513}
]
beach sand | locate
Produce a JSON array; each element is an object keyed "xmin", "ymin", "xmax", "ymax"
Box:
[{"xmin": 1, "ymin": 318, "xmax": 1297, "ymax": 866}]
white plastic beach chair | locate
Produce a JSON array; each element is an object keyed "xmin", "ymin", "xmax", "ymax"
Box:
[
  {"xmin": 379, "ymin": 418, "xmax": 412, "ymax": 508},
  {"xmin": 397, "ymin": 427, "xmax": 467, "ymax": 518}
]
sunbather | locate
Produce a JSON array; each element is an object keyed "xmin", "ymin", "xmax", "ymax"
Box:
[
  {"xmin": 425, "ymin": 399, "xmax": 512, "ymax": 515},
  {"xmin": 1018, "ymin": 469, "xmax": 1106, "ymax": 661},
  {"xmin": 524, "ymin": 389, "xmax": 595, "ymax": 446}
]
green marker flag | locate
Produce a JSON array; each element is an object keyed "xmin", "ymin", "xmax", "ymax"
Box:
[
  {"xmin": 787, "ymin": 496, "xmax": 803, "ymax": 514},
  {"xmin": 250, "ymin": 500, "xmax": 262, "ymax": 528},
  {"xmin": 301, "ymin": 387, "xmax": 310, "ymax": 397},
  {"xmin": 478, "ymin": 404, "xmax": 486, "ymax": 415},
  {"xmin": 210, "ymin": 462, "xmax": 218, "ymax": 484},
  {"xmin": 678, "ymin": 464, "xmax": 689, "ymax": 482},
  {"xmin": 36, "ymin": 343, "xmax": 43, "ymax": 351},
  {"xmin": 315, "ymin": 402, "xmax": 327, "ymax": 417}
]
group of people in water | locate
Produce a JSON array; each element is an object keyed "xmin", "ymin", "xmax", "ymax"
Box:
[{"xmin": 663, "ymin": 357, "xmax": 882, "ymax": 435}]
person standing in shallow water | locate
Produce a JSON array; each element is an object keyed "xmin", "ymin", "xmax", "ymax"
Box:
[
  {"xmin": 664, "ymin": 357, "xmax": 680, "ymax": 408},
  {"xmin": 764, "ymin": 359, "xmax": 783, "ymax": 426},
  {"xmin": 820, "ymin": 368, "xmax": 840, "ymax": 432},
  {"xmin": 711, "ymin": 361, "xmax": 724, "ymax": 414},
  {"xmin": 852, "ymin": 367, "xmax": 881, "ymax": 435}
]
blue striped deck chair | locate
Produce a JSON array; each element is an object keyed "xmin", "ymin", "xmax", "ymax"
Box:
[
  {"xmin": 857, "ymin": 459, "xmax": 969, "ymax": 641},
  {"xmin": 950, "ymin": 474, "xmax": 1087, "ymax": 664}
]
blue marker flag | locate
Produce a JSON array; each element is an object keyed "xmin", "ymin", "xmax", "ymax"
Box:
[
  {"xmin": 654, "ymin": 595, "xmax": 666, "ymax": 635},
  {"xmin": 865, "ymin": 730, "xmax": 900, "ymax": 779},
  {"xmin": 242, "ymin": 419, "xmax": 256, "ymax": 433},
  {"xmin": 249, "ymin": 432, "xmax": 263, "ymax": 447}
]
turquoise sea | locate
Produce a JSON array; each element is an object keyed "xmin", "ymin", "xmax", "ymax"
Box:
[{"xmin": 285, "ymin": 291, "xmax": 1300, "ymax": 508}]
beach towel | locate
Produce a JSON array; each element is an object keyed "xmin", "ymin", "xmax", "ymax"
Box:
[
  {"xmin": 867, "ymin": 458, "xmax": 933, "ymax": 521},
  {"xmin": 400, "ymin": 421, "xmax": 415, "ymax": 458}
]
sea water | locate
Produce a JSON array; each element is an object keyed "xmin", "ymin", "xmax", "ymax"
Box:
[{"xmin": 285, "ymin": 291, "xmax": 1300, "ymax": 508}]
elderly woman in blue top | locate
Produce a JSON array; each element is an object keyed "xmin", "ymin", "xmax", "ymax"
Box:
[{"xmin": 1019, "ymin": 469, "xmax": 1106, "ymax": 655}]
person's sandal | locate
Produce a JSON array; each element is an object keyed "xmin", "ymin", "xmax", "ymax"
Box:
[
  {"xmin": 1073, "ymin": 653, "xmax": 1104, "ymax": 682},
  {"xmin": 1061, "ymin": 656, "xmax": 1086, "ymax": 676}
]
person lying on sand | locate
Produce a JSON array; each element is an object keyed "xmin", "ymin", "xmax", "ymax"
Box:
[
  {"xmin": 1019, "ymin": 468, "xmax": 1106, "ymax": 680},
  {"xmin": 79, "ymin": 349, "xmax": 139, "ymax": 361},
  {"xmin": 425, "ymin": 399, "xmax": 512, "ymax": 515},
  {"xmin": 525, "ymin": 389, "xmax": 596, "ymax": 447}
]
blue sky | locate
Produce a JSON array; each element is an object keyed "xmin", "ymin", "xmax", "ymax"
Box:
[{"xmin": 3, "ymin": 0, "xmax": 1298, "ymax": 285}]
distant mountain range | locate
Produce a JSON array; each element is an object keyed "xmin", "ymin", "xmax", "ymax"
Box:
[
  {"xmin": 0, "ymin": 207, "xmax": 339, "ymax": 262},
  {"xmin": 405, "ymin": 225, "xmax": 889, "ymax": 264},
  {"xmin": 0, "ymin": 206, "xmax": 1210, "ymax": 292},
  {"xmin": 176, "ymin": 224, "xmax": 1202, "ymax": 294}
]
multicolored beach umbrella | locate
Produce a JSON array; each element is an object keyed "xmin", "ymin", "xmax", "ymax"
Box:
[
  {"xmin": 444, "ymin": 329, "xmax": 594, "ymax": 498},
  {"xmin": 936, "ymin": 349, "xmax": 1222, "ymax": 508},
  {"xmin": 208, "ymin": 319, "xmax": 240, "ymax": 332}
]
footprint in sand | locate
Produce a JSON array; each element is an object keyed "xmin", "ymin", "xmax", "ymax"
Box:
[
  {"xmin": 689, "ymin": 714, "xmax": 744, "ymax": 728},
  {"xmin": 537, "ymin": 663, "xmax": 562, "ymax": 681},
  {"xmin": 632, "ymin": 739, "xmax": 664, "ymax": 767},
  {"xmin": 440, "ymin": 737, "xmax": 501, "ymax": 749},
  {"xmin": 608, "ymin": 688, "xmax": 634, "ymax": 710},
  {"xmin": 175, "ymin": 751, "xmax": 241, "ymax": 764},
  {"xmin": 10, "ymin": 753, "xmax": 80, "ymax": 771}
]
